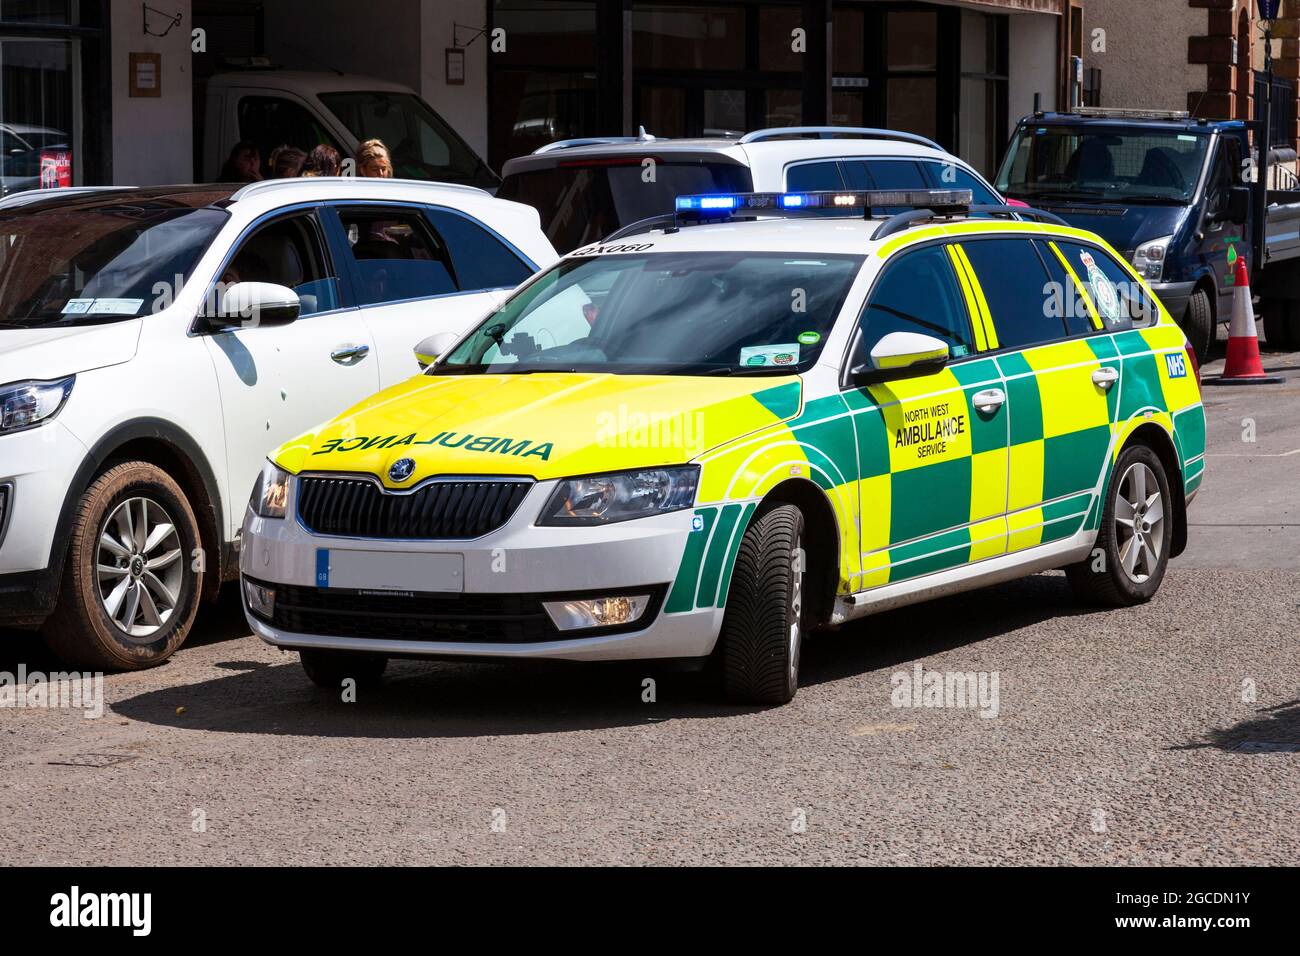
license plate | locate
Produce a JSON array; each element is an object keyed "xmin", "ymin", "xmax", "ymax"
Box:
[{"xmin": 315, "ymin": 549, "xmax": 464, "ymax": 594}]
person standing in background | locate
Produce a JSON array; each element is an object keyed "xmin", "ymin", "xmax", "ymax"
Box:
[
  {"xmin": 219, "ymin": 142, "xmax": 262, "ymax": 183},
  {"xmin": 356, "ymin": 139, "xmax": 394, "ymax": 178},
  {"xmin": 267, "ymin": 145, "xmax": 307, "ymax": 179},
  {"xmin": 302, "ymin": 144, "xmax": 342, "ymax": 178}
]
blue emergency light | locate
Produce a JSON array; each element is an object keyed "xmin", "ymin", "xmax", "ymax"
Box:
[{"xmin": 674, "ymin": 189, "xmax": 974, "ymax": 220}]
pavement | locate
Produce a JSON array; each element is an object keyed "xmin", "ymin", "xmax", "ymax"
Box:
[{"xmin": 1, "ymin": 334, "xmax": 1297, "ymax": 866}]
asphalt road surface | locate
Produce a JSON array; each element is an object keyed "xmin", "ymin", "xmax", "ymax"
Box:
[{"xmin": 2, "ymin": 337, "xmax": 1297, "ymax": 866}]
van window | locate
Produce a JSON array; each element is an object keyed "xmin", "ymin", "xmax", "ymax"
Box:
[
  {"xmin": 336, "ymin": 207, "xmax": 457, "ymax": 305},
  {"xmin": 1054, "ymin": 240, "xmax": 1158, "ymax": 330},
  {"xmin": 854, "ymin": 245, "xmax": 975, "ymax": 363},
  {"xmin": 237, "ymin": 96, "xmax": 340, "ymax": 173},
  {"xmin": 425, "ymin": 209, "xmax": 534, "ymax": 292},
  {"xmin": 960, "ymin": 238, "xmax": 1065, "ymax": 348}
]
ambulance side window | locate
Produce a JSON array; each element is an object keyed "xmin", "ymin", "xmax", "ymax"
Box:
[
  {"xmin": 960, "ymin": 237, "xmax": 1065, "ymax": 348},
  {"xmin": 854, "ymin": 245, "xmax": 975, "ymax": 363},
  {"xmin": 1055, "ymin": 241, "xmax": 1158, "ymax": 330},
  {"xmin": 1034, "ymin": 240, "xmax": 1097, "ymax": 337}
]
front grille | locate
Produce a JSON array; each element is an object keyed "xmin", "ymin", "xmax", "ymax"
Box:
[
  {"xmin": 296, "ymin": 476, "xmax": 531, "ymax": 540},
  {"xmin": 268, "ymin": 583, "xmax": 558, "ymax": 644}
]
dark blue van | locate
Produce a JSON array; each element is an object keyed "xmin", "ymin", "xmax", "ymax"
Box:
[{"xmin": 995, "ymin": 108, "xmax": 1300, "ymax": 361}]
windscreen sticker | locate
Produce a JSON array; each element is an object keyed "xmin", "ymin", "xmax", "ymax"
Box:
[
  {"xmin": 88, "ymin": 298, "xmax": 145, "ymax": 316},
  {"xmin": 740, "ymin": 344, "xmax": 800, "ymax": 368},
  {"xmin": 797, "ymin": 331, "xmax": 822, "ymax": 346},
  {"xmin": 61, "ymin": 299, "xmax": 95, "ymax": 315},
  {"xmin": 1079, "ymin": 251, "xmax": 1123, "ymax": 326}
]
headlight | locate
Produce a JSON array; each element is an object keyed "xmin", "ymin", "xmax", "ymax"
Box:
[
  {"xmin": 1133, "ymin": 236, "xmax": 1173, "ymax": 282},
  {"xmin": 538, "ymin": 466, "xmax": 699, "ymax": 526},
  {"xmin": 0, "ymin": 377, "xmax": 74, "ymax": 434},
  {"xmin": 249, "ymin": 460, "xmax": 291, "ymax": 519}
]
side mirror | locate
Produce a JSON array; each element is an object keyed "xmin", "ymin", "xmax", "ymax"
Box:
[
  {"xmin": 1225, "ymin": 185, "xmax": 1250, "ymax": 224},
  {"xmin": 850, "ymin": 331, "xmax": 950, "ymax": 386},
  {"xmin": 202, "ymin": 282, "xmax": 300, "ymax": 332},
  {"xmin": 414, "ymin": 331, "xmax": 460, "ymax": 370}
]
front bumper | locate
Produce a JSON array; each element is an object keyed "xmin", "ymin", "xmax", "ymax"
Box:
[
  {"xmin": 240, "ymin": 480, "xmax": 727, "ymax": 662},
  {"xmin": 1150, "ymin": 279, "xmax": 1195, "ymax": 320}
]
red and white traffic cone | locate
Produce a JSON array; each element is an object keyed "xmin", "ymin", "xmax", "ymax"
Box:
[{"xmin": 1212, "ymin": 257, "xmax": 1283, "ymax": 385}]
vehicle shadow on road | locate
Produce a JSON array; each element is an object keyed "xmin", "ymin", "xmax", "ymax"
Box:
[
  {"xmin": 799, "ymin": 571, "xmax": 1103, "ymax": 689},
  {"xmin": 1171, "ymin": 698, "xmax": 1300, "ymax": 755},
  {"xmin": 107, "ymin": 572, "xmax": 1107, "ymax": 739}
]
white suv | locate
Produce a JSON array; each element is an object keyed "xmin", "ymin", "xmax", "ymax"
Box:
[
  {"xmin": 499, "ymin": 126, "xmax": 1006, "ymax": 253},
  {"xmin": 0, "ymin": 177, "xmax": 555, "ymax": 669}
]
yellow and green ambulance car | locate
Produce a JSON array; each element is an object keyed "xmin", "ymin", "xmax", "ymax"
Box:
[{"xmin": 241, "ymin": 189, "xmax": 1206, "ymax": 705}]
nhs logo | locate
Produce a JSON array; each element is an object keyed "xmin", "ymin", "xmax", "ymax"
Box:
[{"xmin": 1165, "ymin": 352, "xmax": 1188, "ymax": 379}]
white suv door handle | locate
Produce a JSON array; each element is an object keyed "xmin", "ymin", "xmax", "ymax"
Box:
[
  {"xmin": 1092, "ymin": 366, "xmax": 1119, "ymax": 389},
  {"xmin": 331, "ymin": 343, "xmax": 371, "ymax": 366},
  {"xmin": 972, "ymin": 388, "xmax": 1006, "ymax": 413}
]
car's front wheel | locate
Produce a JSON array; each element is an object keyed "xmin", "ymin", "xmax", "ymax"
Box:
[
  {"xmin": 41, "ymin": 462, "xmax": 202, "ymax": 670},
  {"xmin": 1067, "ymin": 444, "xmax": 1172, "ymax": 607},
  {"xmin": 718, "ymin": 504, "xmax": 805, "ymax": 706}
]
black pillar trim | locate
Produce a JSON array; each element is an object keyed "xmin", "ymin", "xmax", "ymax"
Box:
[{"xmin": 801, "ymin": 0, "xmax": 831, "ymax": 125}]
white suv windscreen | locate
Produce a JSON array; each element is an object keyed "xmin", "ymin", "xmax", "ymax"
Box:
[{"xmin": 0, "ymin": 199, "xmax": 229, "ymax": 328}]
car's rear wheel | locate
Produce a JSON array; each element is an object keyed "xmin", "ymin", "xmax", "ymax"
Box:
[
  {"xmin": 718, "ymin": 504, "xmax": 805, "ymax": 706},
  {"xmin": 41, "ymin": 462, "xmax": 201, "ymax": 670},
  {"xmin": 1066, "ymin": 444, "xmax": 1172, "ymax": 607},
  {"xmin": 300, "ymin": 648, "xmax": 388, "ymax": 690},
  {"xmin": 1181, "ymin": 288, "xmax": 1214, "ymax": 365}
]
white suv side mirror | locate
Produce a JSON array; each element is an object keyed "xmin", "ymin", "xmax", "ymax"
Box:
[
  {"xmin": 850, "ymin": 331, "xmax": 950, "ymax": 385},
  {"xmin": 414, "ymin": 331, "xmax": 460, "ymax": 370},
  {"xmin": 206, "ymin": 281, "xmax": 300, "ymax": 331}
]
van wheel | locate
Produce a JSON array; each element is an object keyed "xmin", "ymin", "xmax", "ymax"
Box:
[
  {"xmin": 1066, "ymin": 444, "xmax": 1172, "ymax": 607},
  {"xmin": 718, "ymin": 504, "xmax": 805, "ymax": 706},
  {"xmin": 1263, "ymin": 299, "xmax": 1300, "ymax": 350},
  {"xmin": 300, "ymin": 649, "xmax": 388, "ymax": 690},
  {"xmin": 41, "ymin": 462, "xmax": 202, "ymax": 670},
  {"xmin": 1181, "ymin": 289, "xmax": 1214, "ymax": 365}
]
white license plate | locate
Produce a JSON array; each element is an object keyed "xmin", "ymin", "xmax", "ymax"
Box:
[{"xmin": 315, "ymin": 549, "xmax": 464, "ymax": 594}]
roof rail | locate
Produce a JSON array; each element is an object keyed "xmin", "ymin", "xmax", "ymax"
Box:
[
  {"xmin": 229, "ymin": 176, "xmax": 491, "ymax": 202},
  {"xmin": 0, "ymin": 186, "xmax": 138, "ymax": 211},
  {"xmin": 534, "ymin": 126, "xmax": 660, "ymax": 154},
  {"xmin": 1069, "ymin": 106, "xmax": 1191, "ymax": 121},
  {"xmin": 871, "ymin": 202, "xmax": 1068, "ymax": 241},
  {"xmin": 738, "ymin": 126, "xmax": 944, "ymax": 151}
]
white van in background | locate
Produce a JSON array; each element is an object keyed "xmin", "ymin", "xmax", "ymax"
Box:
[{"xmin": 198, "ymin": 68, "xmax": 499, "ymax": 191}]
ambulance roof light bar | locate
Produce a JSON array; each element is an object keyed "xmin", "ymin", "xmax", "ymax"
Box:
[{"xmin": 673, "ymin": 189, "xmax": 974, "ymax": 223}]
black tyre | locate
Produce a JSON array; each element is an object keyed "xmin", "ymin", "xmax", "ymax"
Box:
[
  {"xmin": 1180, "ymin": 288, "xmax": 1214, "ymax": 365},
  {"xmin": 1066, "ymin": 444, "xmax": 1172, "ymax": 607},
  {"xmin": 718, "ymin": 504, "xmax": 805, "ymax": 706},
  {"xmin": 1262, "ymin": 299, "xmax": 1300, "ymax": 351},
  {"xmin": 300, "ymin": 648, "xmax": 388, "ymax": 690},
  {"xmin": 41, "ymin": 462, "xmax": 202, "ymax": 670}
]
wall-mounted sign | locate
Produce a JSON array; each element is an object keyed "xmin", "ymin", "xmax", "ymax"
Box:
[
  {"xmin": 446, "ymin": 47, "xmax": 465, "ymax": 85},
  {"xmin": 129, "ymin": 52, "xmax": 162, "ymax": 98}
]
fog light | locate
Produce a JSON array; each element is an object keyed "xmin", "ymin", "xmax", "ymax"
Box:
[
  {"xmin": 542, "ymin": 594, "xmax": 652, "ymax": 631},
  {"xmin": 243, "ymin": 578, "xmax": 276, "ymax": 620}
]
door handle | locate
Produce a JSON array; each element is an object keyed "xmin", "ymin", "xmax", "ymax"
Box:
[
  {"xmin": 972, "ymin": 388, "xmax": 1006, "ymax": 414},
  {"xmin": 1092, "ymin": 366, "xmax": 1119, "ymax": 390},
  {"xmin": 331, "ymin": 343, "xmax": 371, "ymax": 366}
]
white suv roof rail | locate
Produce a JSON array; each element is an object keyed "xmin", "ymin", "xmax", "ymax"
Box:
[
  {"xmin": 228, "ymin": 176, "xmax": 492, "ymax": 202},
  {"xmin": 533, "ymin": 126, "xmax": 661, "ymax": 154},
  {"xmin": 738, "ymin": 126, "xmax": 944, "ymax": 151},
  {"xmin": 0, "ymin": 186, "xmax": 138, "ymax": 210}
]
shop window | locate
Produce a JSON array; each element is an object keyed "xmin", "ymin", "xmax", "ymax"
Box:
[
  {"xmin": 887, "ymin": 10, "xmax": 938, "ymax": 71},
  {"xmin": 632, "ymin": 4, "xmax": 746, "ymax": 71},
  {"xmin": 0, "ymin": 35, "xmax": 73, "ymax": 196}
]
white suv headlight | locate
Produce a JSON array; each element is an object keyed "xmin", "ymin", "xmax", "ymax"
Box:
[
  {"xmin": 1133, "ymin": 236, "xmax": 1173, "ymax": 282},
  {"xmin": 539, "ymin": 466, "xmax": 699, "ymax": 526},
  {"xmin": 249, "ymin": 460, "xmax": 291, "ymax": 519},
  {"xmin": 0, "ymin": 376, "xmax": 74, "ymax": 434}
]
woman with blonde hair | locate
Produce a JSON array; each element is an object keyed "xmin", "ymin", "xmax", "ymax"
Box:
[{"xmin": 356, "ymin": 139, "xmax": 394, "ymax": 178}]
